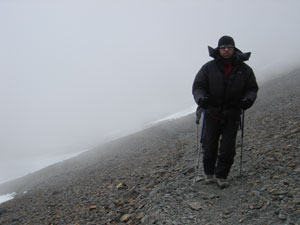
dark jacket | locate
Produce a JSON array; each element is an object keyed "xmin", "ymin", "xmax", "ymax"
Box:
[{"xmin": 192, "ymin": 46, "xmax": 258, "ymax": 120}]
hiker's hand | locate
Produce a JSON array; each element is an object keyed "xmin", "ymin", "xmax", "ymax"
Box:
[
  {"xmin": 198, "ymin": 96, "xmax": 208, "ymax": 109},
  {"xmin": 241, "ymin": 98, "xmax": 252, "ymax": 110}
]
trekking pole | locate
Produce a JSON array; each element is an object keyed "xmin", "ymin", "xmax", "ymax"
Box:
[
  {"xmin": 240, "ymin": 110, "xmax": 245, "ymax": 178},
  {"xmin": 193, "ymin": 108, "xmax": 205, "ymax": 189},
  {"xmin": 193, "ymin": 119, "xmax": 200, "ymax": 187}
]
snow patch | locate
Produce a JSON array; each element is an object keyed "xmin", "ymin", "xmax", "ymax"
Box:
[
  {"xmin": 151, "ymin": 105, "xmax": 196, "ymax": 124},
  {"xmin": 0, "ymin": 192, "xmax": 16, "ymax": 204}
]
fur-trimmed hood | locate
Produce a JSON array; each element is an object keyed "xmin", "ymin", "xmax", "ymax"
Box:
[{"xmin": 208, "ymin": 46, "xmax": 251, "ymax": 62}]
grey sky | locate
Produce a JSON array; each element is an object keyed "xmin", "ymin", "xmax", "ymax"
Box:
[{"xmin": 1, "ymin": 0, "xmax": 300, "ymax": 183}]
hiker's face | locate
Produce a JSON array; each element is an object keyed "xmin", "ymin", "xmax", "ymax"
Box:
[{"xmin": 219, "ymin": 45, "xmax": 234, "ymax": 59}]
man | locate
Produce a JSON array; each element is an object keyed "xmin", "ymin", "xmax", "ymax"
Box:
[{"xmin": 192, "ymin": 36, "xmax": 258, "ymax": 188}]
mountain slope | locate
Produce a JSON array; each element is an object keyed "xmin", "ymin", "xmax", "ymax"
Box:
[{"xmin": 0, "ymin": 68, "xmax": 300, "ymax": 224}]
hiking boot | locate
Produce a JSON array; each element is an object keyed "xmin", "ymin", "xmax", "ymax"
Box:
[
  {"xmin": 204, "ymin": 174, "xmax": 215, "ymax": 184},
  {"xmin": 216, "ymin": 178, "xmax": 229, "ymax": 188}
]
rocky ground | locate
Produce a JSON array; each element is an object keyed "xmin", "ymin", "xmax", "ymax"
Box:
[{"xmin": 0, "ymin": 68, "xmax": 300, "ymax": 225}]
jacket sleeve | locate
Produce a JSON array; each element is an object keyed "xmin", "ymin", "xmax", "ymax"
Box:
[
  {"xmin": 192, "ymin": 64, "xmax": 209, "ymax": 105},
  {"xmin": 244, "ymin": 67, "xmax": 259, "ymax": 104}
]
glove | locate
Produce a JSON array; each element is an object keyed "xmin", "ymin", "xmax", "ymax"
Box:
[
  {"xmin": 241, "ymin": 97, "xmax": 252, "ymax": 110},
  {"xmin": 198, "ymin": 96, "xmax": 209, "ymax": 109}
]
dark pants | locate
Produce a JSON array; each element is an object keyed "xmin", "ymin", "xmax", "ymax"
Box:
[{"xmin": 202, "ymin": 115, "xmax": 239, "ymax": 179}]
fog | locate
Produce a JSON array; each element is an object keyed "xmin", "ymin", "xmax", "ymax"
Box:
[{"xmin": 1, "ymin": 0, "xmax": 300, "ymax": 184}]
